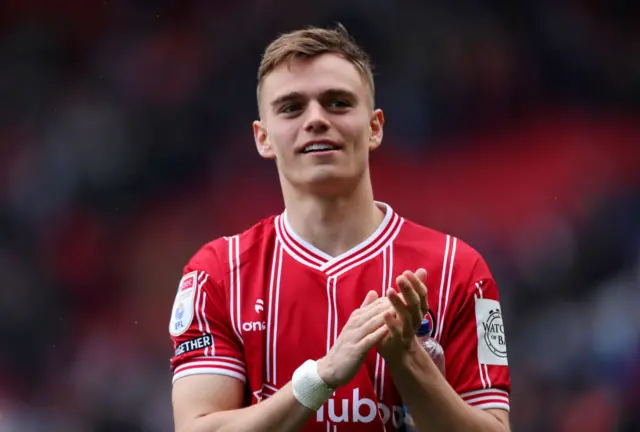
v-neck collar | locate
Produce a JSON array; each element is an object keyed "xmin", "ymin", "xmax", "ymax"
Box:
[{"xmin": 274, "ymin": 201, "xmax": 404, "ymax": 276}]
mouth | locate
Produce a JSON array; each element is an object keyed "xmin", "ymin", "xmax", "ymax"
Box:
[{"xmin": 300, "ymin": 141, "xmax": 342, "ymax": 154}]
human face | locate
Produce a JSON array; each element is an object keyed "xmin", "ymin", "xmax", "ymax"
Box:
[{"xmin": 253, "ymin": 53, "xmax": 384, "ymax": 196}]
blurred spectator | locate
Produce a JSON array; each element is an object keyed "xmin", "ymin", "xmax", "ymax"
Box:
[{"xmin": 0, "ymin": 1, "xmax": 638, "ymax": 430}]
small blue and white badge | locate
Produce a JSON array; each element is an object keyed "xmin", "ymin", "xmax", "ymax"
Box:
[{"xmin": 169, "ymin": 273, "xmax": 197, "ymax": 336}]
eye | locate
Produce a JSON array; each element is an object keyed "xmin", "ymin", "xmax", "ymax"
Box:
[
  {"xmin": 280, "ymin": 103, "xmax": 301, "ymax": 114},
  {"xmin": 330, "ymin": 99, "xmax": 351, "ymax": 109}
]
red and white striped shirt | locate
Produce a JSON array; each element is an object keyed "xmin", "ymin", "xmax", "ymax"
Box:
[{"xmin": 168, "ymin": 202, "xmax": 510, "ymax": 431}]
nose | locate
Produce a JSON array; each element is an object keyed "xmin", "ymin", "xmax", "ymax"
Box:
[{"xmin": 303, "ymin": 101, "xmax": 330, "ymax": 134}]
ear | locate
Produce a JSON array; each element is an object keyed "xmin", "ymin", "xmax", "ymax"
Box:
[
  {"xmin": 368, "ymin": 109, "xmax": 384, "ymax": 151},
  {"xmin": 253, "ymin": 120, "xmax": 276, "ymax": 159}
]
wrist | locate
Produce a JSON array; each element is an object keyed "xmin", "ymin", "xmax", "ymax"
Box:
[
  {"xmin": 292, "ymin": 359, "xmax": 336, "ymax": 411},
  {"xmin": 316, "ymin": 356, "xmax": 340, "ymax": 389},
  {"xmin": 385, "ymin": 337, "xmax": 422, "ymax": 369}
]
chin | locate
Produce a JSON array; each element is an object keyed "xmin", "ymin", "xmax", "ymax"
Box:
[
  {"xmin": 299, "ymin": 171, "xmax": 360, "ymax": 195},
  {"xmin": 305, "ymin": 166, "xmax": 349, "ymax": 182}
]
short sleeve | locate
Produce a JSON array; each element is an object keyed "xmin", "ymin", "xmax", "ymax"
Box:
[
  {"xmin": 440, "ymin": 259, "xmax": 511, "ymax": 411},
  {"xmin": 168, "ymin": 259, "xmax": 246, "ymax": 384}
]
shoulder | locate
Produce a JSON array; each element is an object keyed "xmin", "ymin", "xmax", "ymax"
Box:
[
  {"xmin": 184, "ymin": 215, "xmax": 278, "ymax": 281},
  {"xmin": 399, "ymin": 218, "xmax": 491, "ymax": 282}
]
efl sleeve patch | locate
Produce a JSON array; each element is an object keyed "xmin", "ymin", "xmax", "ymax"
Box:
[
  {"xmin": 169, "ymin": 272, "xmax": 198, "ymax": 336},
  {"xmin": 475, "ymin": 298, "xmax": 508, "ymax": 366}
]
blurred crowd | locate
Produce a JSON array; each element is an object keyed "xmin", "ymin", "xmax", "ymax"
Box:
[{"xmin": 0, "ymin": 1, "xmax": 638, "ymax": 431}]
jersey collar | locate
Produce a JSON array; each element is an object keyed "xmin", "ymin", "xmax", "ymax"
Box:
[{"xmin": 275, "ymin": 202, "xmax": 404, "ymax": 276}]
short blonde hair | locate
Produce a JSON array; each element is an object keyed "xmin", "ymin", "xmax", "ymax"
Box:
[{"xmin": 257, "ymin": 24, "xmax": 375, "ymax": 106}]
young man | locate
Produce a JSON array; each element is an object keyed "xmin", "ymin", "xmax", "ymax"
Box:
[{"xmin": 169, "ymin": 25, "xmax": 511, "ymax": 432}]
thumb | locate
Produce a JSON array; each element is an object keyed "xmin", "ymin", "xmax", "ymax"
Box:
[{"xmin": 360, "ymin": 290, "xmax": 379, "ymax": 307}]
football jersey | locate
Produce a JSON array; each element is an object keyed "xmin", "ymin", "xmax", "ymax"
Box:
[{"xmin": 169, "ymin": 202, "xmax": 510, "ymax": 431}]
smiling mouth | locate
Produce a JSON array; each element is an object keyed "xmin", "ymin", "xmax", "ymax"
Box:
[{"xmin": 301, "ymin": 143, "xmax": 341, "ymax": 154}]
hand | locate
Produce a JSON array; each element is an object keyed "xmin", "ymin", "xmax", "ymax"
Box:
[
  {"xmin": 378, "ymin": 268, "xmax": 429, "ymax": 359},
  {"xmin": 317, "ymin": 291, "xmax": 393, "ymax": 388}
]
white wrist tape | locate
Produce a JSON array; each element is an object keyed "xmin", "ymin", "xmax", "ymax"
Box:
[{"xmin": 291, "ymin": 360, "xmax": 335, "ymax": 411}]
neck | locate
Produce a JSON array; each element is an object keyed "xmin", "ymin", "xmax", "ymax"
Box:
[{"xmin": 281, "ymin": 175, "xmax": 385, "ymax": 257}]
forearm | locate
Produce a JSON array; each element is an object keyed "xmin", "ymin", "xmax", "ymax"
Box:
[
  {"xmin": 387, "ymin": 340, "xmax": 508, "ymax": 432},
  {"xmin": 189, "ymin": 382, "xmax": 313, "ymax": 432}
]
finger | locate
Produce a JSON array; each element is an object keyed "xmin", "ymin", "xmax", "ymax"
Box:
[
  {"xmin": 393, "ymin": 275, "xmax": 408, "ymax": 305},
  {"xmin": 383, "ymin": 310, "xmax": 403, "ymax": 339},
  {"xmin": 397, "ymin": 274, "xmax": 422, "ymax": 327},
  {"xmin": 355, "ymin": 292, "xmax": 393, "ymax": 318},
  {"xmin": 408, "ymin": 270, "xmax": 429, "ymax": 316},
  {"xmin": 355, "ymin": 306, "xmax": 395, "ymax": 337},
  {"xmin": 415, "ymin": 268, "xmax": 428, "ymax": 283},
  {"xmin": 360, "ymin": 323, "xmax": 390, "ymax": 349},
  {"xmin": 395, "ymin": 274, "xmax": 418, "ymax": 312},
  {"xmin": 356, "ymin": 296, "xmax": 393, "ymax": 322},
  {"xmin": 400, "ymin": 272, "xmax": 421, "ymax": 308},
  {"xmin": 387, "ymin": 288, "xmax": 415, "ymax": 332},
  {"xmin": 355, "ymin": 297, "xmax": 390, "ymax": 321},
  {"xmin": 360, "ymin": 290, "xmax": 379, "ymax": 308},
  {"xmin": 387, "ymin": 288, "xmax": 408, "ymax": 313}
]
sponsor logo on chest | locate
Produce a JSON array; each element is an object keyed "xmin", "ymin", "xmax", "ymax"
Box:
[{"xmin": 316, "ymin": 388, "xmax": 407, "ymax": 427}]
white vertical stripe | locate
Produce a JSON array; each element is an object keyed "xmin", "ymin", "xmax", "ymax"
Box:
[
  {"xmin": 382, "ymin": 248, "xmax": 387, "ymax": 295},
  {"xmin": 194, "ymin": 274, "xmax": 205, "ymax": 333},
  {"xmin": 228, "ymin": 236, "xmax": 234, "ymax": 329},
  {"xmin": 374, "ymin": 248, "xmax": 387, "ymax": 397},
  {"xmin": 198, "ymin": 275, "xmax": 210, "ymax": 355},
  {"xmin": 386, "ymin": 243, "xmax": 394, "ymax": 297},
  {"xmin": 379, "ymin": 243, "xmax": 393, "ymax": 400},
  {"xmin": 436, "ymin": 236, "xmax": 451, "ymax": 341},
  {"xmin": 202, "ymin": 292, "xmax": 212, "ymax": 356},
  {"xmin": 272, "ymin": 244, "xmax": 283, "ymax": 384},
  {"xmin": 325, "ymin": 277, "xmax": 333, "ymax": 355},
  {"xmin": 436, "ymin": 237, "xmax": 457, "ymax": 342},
  {"xmin": 476, "ymin": 282, "xmax": 484, "ymax": 298},
  {"xmin": 332, "ymin": 277, "xmax": 338, "ymax": 345},
  {"xmin": 234, "ymin": 236, "xmax": 243, "ymax": 344},
  {"xmin": 484, "ymin": 364, "xmax": 491, "ymax": 387},
  {"xmin": 479, "ymin": 365, "xmax": 488, "ymax": 389},
  {"xmin": 228, "ymin": 237, "xmax": 242, "ymax": 342},
  {"xmin": 266, "ymin": 240, "xmax": 279, "ymax": 383},
  {"xmin": 374, "ymin": 354, "xmax": 381, "ymax": 398}
]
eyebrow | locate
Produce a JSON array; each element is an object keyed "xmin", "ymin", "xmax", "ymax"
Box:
[
  {"xmin": 270, "ymin": 88, "xmax": 358, "ymax": 108},
  {"xmin": 270, "ymin": 91, "xmax": 304, "ymax": 108}
]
